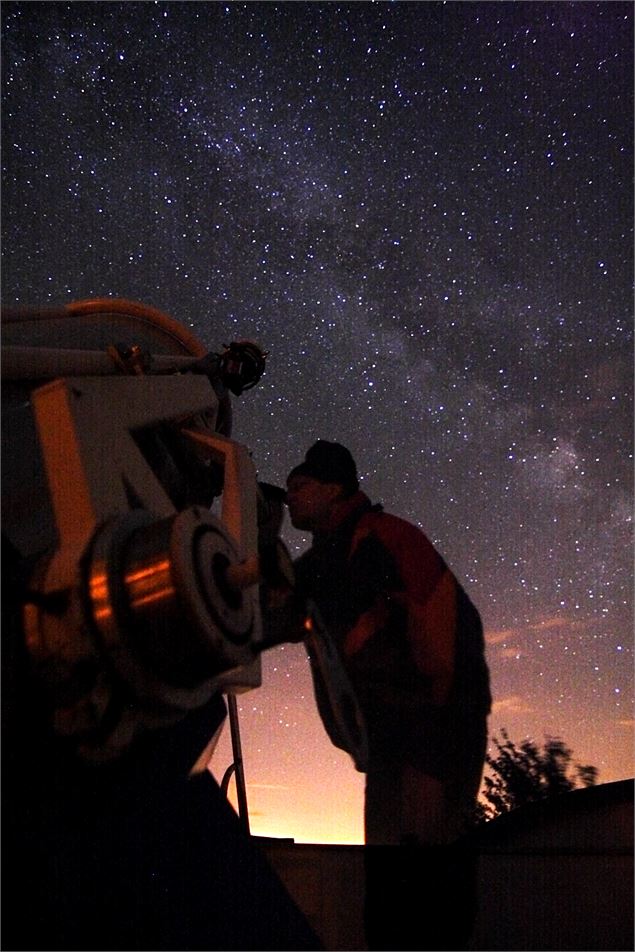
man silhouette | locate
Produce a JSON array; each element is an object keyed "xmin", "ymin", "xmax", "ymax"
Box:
[{"xmin": 283, "ymin": 441, "xmax": 491, "ymax": 950}]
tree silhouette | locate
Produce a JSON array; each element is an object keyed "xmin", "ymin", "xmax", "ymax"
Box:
[{"xmin": 475, "ymin": 728, "xmax": 599, "ymax": 822}]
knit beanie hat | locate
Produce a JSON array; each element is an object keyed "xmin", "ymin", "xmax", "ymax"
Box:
[{"xmin": 287, "ymin": 441, "xmax": 359, "ymax": 496}]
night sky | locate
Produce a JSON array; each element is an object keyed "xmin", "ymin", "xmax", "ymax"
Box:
[{"xmin": 2, "ymin": 1, "xmax": 633, "ymax": 844}]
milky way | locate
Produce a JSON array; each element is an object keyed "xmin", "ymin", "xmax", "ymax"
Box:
[{"xmin": 2, "ymin": 1, "xmax": 632, "ymax": 842}]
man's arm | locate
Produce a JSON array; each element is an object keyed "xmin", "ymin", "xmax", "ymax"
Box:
[{"xmin": 346, "ymin": 512, "xmax": 457, "ymax": 705}]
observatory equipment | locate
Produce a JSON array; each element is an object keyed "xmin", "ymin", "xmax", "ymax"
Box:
[
  {"xmin": 0, "ymin": 298, "xmax": 324, "ymax": 951},
  {"xmin": 2, "ymin": 298, "xmax": 266, "ymax": 766}
]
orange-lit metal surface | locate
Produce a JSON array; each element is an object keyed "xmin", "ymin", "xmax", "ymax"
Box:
[
  {"xmin": 125, "ymin": 557, "xmax": 174, "ymax": 611},
  {"xmin": 89, "ymin": 570, "xmax": 112, "ymax": 623}
]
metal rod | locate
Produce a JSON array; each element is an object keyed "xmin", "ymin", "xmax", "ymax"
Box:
[
  {"xmin": 1, "ymin": 345, "xmax": 198, "ymax": 379},
  {"xmin": 227, "ymin": 693, "xmax": 250, "ymax": 833},
  {"xmin": 220, "ymin": 762, "xmax": 236, "ymax": 796}
]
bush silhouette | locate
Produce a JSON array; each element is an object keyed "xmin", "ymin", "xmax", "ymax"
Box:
[{"xmin": 474, "ymin": 728, "xmax": 598, "ymax": 822}]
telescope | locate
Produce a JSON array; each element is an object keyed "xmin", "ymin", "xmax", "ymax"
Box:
[
  {"xmin": 2, "ymin": 299, "xmax": 268, "ymax": 764},
  {"xmin": 1, "ymin": 298, "xmax": 320, "ymax": 951},
  {"xmin": 2, "ymin": 298, "xmax": 368, "ymax": 950}
]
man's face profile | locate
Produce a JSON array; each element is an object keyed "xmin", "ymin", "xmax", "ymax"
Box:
[{"xmin": 286, "ymin": 474, "xmax": 340, "ymax": 532}]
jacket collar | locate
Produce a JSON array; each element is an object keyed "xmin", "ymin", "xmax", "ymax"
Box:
[{"xmin": 322, "ymin": 490, "xmax": 372, "ymax": 536}]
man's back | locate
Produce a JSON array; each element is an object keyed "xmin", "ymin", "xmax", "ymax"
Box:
[{"xmin": 294, "ymin": 492, "xmax": 491, "ymax": 773}]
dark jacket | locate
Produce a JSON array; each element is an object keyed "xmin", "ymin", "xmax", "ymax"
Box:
[{"xmin": 294, "ymin": 492, "xmax": 491, "ymax": 781}]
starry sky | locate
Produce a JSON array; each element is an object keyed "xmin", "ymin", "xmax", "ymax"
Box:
[{"xmin": 2, "ymin": 1, "xmax": 633, "ymax": 844}]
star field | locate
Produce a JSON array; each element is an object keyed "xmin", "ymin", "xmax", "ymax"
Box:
[{"xmin": 1, "ymin": 1, "xmax": 632, "ymax": 843}]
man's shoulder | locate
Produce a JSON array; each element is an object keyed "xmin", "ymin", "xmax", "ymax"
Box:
[
  {"xmin": 356, "ymin": 507, "xmax": 430, "ymax": 543},
  {"xmin": 353, "ymin": 507, "xmax": 440, "ymax": 561}
]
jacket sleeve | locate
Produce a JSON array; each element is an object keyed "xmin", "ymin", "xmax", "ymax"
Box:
[{"xmin": 345, "ymin": 513, "xmax": 457, "ymax": 706}]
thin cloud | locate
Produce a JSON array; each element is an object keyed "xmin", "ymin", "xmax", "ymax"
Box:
[
  {"xmin": 491, "ymin": 694, "xmax": 534, "ymax": 716},
  {"xmin": 486, "ymin": 628, "xmax": 517, "ymax": 645},
  {"xmin": 486, "ymin": 613, "xmax": 595, "ymax": 646}
]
